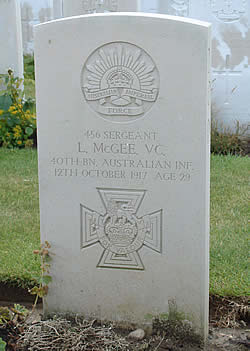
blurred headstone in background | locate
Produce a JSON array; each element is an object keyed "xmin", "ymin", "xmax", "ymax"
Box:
[
  {"xmin": 20, "ymin": 0, "xmax": 54, "ymax": 54},
  {"xmin": 139, "ymin": 0, "xmax": 250, "ymax": 133},
  {"xmin": 62, "ymin": 0, "xmax": 138, "ymax": 17},
  {"xmin": 19, "ymin": 0, "xmax": 250, "ymax": 132},
  {"xmin": 0, "ymin": 0, "xmax": 23, "ymax": 79}
]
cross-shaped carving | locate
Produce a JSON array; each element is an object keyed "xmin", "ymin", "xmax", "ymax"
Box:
[{"xmin": 80, "ymin": 188, "xmax": 163, "ymax": 270}]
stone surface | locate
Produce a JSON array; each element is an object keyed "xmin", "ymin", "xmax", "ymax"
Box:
[
  {"xmin": 20, "ymin": 0, "xmax": 55, "ymax": 54},
  {"xmin": 20, "ymin": 0, "xmax": 137, "ymax": 54},
  {"xmin": 128, "ymin": 328, "xmax": 145, "ymax": 340},
  {"xmin": 62, "ymin": 0, "xmax": 138, "ymax": 17},
  {"xmin": 0, "ymin": 0, "xmax": 23, "ymax": 78},
  {"xmin": 53, "ymin": 0, "xmax": 63, "ymax": 19},
  {"xmin": 19, "ymin": 0, "xmax": 250, "ymax": 132},
  {"xmin": 139, "ymin": 0, "xmax": 250, "ymax": 132},
  {"xmin": 35, "ymin": 13, "xmax": 211, "ymax": 338}
]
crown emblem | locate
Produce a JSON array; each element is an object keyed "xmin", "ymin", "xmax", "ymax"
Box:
[
  {"xmin": 107, "ymin": 68, "xmax": 133, "ymax": 88},
  {"xmin": 211, "ymin": 0, "xmax": 246, "ymax": 23},
  {"xmin": 105, "ymin": 218, "xmax": 137, "ymax": 247}
]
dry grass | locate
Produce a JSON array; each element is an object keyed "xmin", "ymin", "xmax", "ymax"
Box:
[
  {"xmin": 17, "ymin": 318, "xmax": 132, "ymax": 351},
  {"xmin": 1, "ymin": 303, "xmax": 249, "ymax": 351},
  {"xmin": 209, "ymin": 295, "xmax": 249, "ymax": 328}
]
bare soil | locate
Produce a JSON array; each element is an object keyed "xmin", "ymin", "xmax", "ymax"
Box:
[
  {"xmin": 13, "ymin": 316, "xmax": 250, "ymax": 351},
  {"xmin": 0, "ymin": 294, "xmax": 249, "ymax": 351}
]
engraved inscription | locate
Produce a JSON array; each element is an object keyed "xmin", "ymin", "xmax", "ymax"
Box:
[
  {"xmin": 210, "ymin": 0, "xmax": 246, "ymax": 23},
  {"xmin": 50, "ymin": 129, "xmax": 195, "ymax": 182},
  {"xmin": 81, "ymin": 42, "xmax": 160, "ymax": 122},
  {"xmin": 83, "ymin": 0, "xmax": 118, "ymax": 13},
  {"xmin": 80, "ymin": 188, "xmax": 163, "ymax": 270},
  {"xmin": 169, "ymin": 0, "xmax": 189, "ymax": 17}
]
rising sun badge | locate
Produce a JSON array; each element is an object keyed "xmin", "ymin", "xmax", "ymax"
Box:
[{"xmin": 81, "ymin": 41, "xmax": 160, "ymax": 122}]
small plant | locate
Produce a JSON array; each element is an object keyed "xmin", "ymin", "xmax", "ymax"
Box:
[
  {"xmin": 0, "ymin": 304, "xmax": 28, "ymax": 350},
  {"xmin": 0, "ymin": 69, "xmax": 36, "ymax": 148},
  {"xmin": 0, "ymin": 308, "xmax": 11, "ymax": 325},
  {"xmin": 153, "ymin": 300, "xmax": 202, "ymax": 346},
  {"xmin": 0, "ymin": 338, "xmax": 6, "ymax": 351},
  {"xmin": 11, "ymin": 304, "xmax": 29, "ymax": 319},
  {"xmin": 29, "ymin": 241, "xmax": 52, "ymax": 310},
  {"xmin": 211, "ymin": 110, "xmax": 248, "ymax": 156},
  {"xmin": 0, "ymin": 305, "xmax": 29, "ymax": 325}
]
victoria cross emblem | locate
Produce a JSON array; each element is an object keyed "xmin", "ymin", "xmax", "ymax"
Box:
[
  {"xmin": 80, "ymin": 188, "xmax": 163, "ymax": 270},
  {"xmin": 81, "ymin": 42, "xmax": 160, "ymax": 122}
]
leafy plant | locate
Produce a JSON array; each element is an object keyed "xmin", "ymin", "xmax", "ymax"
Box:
[
  {"xmin": 0, "ymin": 305, "xmax": 29, "ymax": 326},
  {"xmin": 0, "ymin": 337, "xmax": 6, "ymax": 351},
  {"xmin": 29, "ymin": 241, "xmax": 52, "ymax": 310},
  {"xmin": 11, "ymin": 304, "xmax": 29, "ymax": 319},
  {"xmin": 0, "ymin": 308, "xmax": 11, "ymax": 325},
  {"xmin": 0, "ymin": 305, "xmax": 28, "ymax": 350},
  {"xmin": 0, "ymin": 69, "xmax": 36, "ymax": 148}
]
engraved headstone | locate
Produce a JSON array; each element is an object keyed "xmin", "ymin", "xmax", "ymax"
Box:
[
  {"xmin": 35, "ymin": 13, "xmax": 211, "ymax": 338},
  {"xmin": 0, "ymin": 0, "xmax": 23, "ymax": 78},
  {"xmin": 62, "ymin": 0, "xmax": 138, "ymax": 16},
  {"xmin": 139, "ymin": 0, "xmax": 250, "ymax": 132},
  {"xmin": 204, "ymin": 0, "xmax": 250, "ymax": 131}
]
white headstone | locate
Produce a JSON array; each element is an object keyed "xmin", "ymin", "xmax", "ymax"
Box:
[
  {"xmin": 0, "ymin": 0, "xmax": 23, "ymax": 78},
  {"xmin": 139, "ymin": 0, "xmax": 250, "ymax": 132},
  {"xmin": 62, "ymin": 0, "xmax": 138, "ymax": 16},
  {"xmin": 20, "ymin": 0, "xmax": 54, "ymax": 54},
  {"xmin": 53, "ymin": 0, "xmax": 63, "ymax": 19},
  {"xmin": 197, "ymin": 0, "xmax": 250, "ymax": 131},
  {"xmin": 35, "ymin": 13, "xmax": 211, "ymax": 338}
]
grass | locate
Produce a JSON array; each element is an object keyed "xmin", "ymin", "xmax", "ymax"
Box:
[
  {"xmin": 24, "ymin": 79, "xmax": 36, "ymax": 101},
  {"xmin": 210, "ymin": 154, "xmax": 249, "ymax": 296},
  {"xmin": 0, "ymin": 149, "xmax": 40, "ymax": 288},
  {"xmin": 0, "ymin": 149, "xmax": 249, "ymax": 296}
]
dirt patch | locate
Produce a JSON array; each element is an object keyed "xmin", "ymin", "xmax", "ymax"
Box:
[
  {"xmin": 0, "ymin": 295, "xmax": 249, "ymax": 350},
  {"xmin": 0, "ymin": 284, "xmax": 38, "ymax": 304},
  {"xmin": 1, "ymin": 284, "xmax": 248, "ymax": 326},
  {"xmin": 210, "ymin": 295, "xmax": 249, "ymax": 328},
  {"xmin": 13, "ymin": 317, "xmax": 250, "ymax": 351},
  {"xmin": 208, "ymin": 327, "xmax": 250, "ymax": 351}
]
